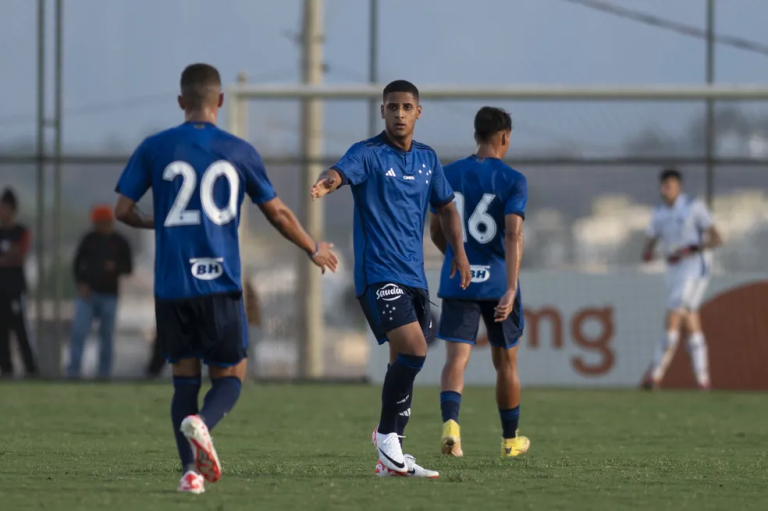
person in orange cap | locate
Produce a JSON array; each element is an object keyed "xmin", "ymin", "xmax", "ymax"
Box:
[{"xmin": 68, "ymin": 204, "xmax": 133, "ymax": 379}]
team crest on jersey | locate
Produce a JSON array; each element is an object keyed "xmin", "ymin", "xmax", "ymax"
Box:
[
  {"xmin": 470, "ymin": 265, "xmax": 491, "ymax": 283},
  {"xmin": 376, "ymin": 283, "xmax": 404, "ymax": 301},
  {"xmin": 189, "ymin": 257, "xmax": 224, "ymax": 281}
]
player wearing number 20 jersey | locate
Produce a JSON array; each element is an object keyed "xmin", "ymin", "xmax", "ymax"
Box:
[
  {"xmin": 117, "ymin": 122, "xmax": 274, "ymax": 301},
  {"xmin": 114, "ymin": 64, "xmax": 337, "ymax": 494},
  {"xmin": 431, "ymin": 107, "xmax": 529, "ymax": 459}
]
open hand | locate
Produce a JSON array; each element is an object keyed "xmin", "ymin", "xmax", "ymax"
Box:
[
  {"xmin": 311, "ymin": 177, "xmax": 337, "ymax": 201},
  {"xmin": 310, "ymin": 242, "xmax": 339, "ymax": 274}
]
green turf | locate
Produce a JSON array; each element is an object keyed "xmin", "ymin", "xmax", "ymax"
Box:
[{"xmin": 1, "ymin": 383, "xmax": 766, "ymax": 510}]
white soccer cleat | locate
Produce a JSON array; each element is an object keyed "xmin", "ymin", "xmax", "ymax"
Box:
[
  {"xmin": 375, "ymin": 455, "xmax": 439, "ymax": 479},
  {"xmin": 177, "ymin": 470, "xmax": 205, "ymax": 494},
  {"xmin": 376, "ymin": 430, "xmax": 408, "ymax": 475},
  {"xmin": 180, "ymin": 415, "xmax": 222, "ymax": 483}
]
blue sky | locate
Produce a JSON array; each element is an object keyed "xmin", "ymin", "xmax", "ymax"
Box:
[{"xmin": 1, "ymin": 0, "xmax": 767, "ymax": 156}]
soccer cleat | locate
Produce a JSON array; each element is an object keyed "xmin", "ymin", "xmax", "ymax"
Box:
[
  {"xmin": 500, "ymin": 432, "xmax": 530, "ymax": 458},
  {"xmin": 180, "ymin": 415, "xmax": 222, "ymax": 483},
  {"xmin": 177, "ymin": 470, "xmax": 205, "ymax": 494},
  {"xmin": 441, "ymin": 419, "xmax": 463, "ymax": 457},
  {"xmin": 376, "ymin": 431, "xmax": 408, "ymax": 475},
  {"xmin": 376, "ymin": 454, "xmax": 439, "ymax": 479}
]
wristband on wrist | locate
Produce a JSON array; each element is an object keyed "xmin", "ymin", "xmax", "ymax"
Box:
[{"xmin": 309, "ymin": 242, "xmax": 319, "ymax": 258}]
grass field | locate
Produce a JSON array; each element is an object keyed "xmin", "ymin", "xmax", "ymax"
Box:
[{"xmin": 1, "ymin": 383, "xmax": 766, "ymax": 511}]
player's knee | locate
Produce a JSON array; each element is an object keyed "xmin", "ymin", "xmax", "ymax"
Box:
[
  {"xmin": 686, "ymin": 333, "xmax": 705, "ymax": 350},
  {"xmin": 664, "ymin": 330, "xmax": 680, "ymax": 351},
  {"xmin": 387, "ymin": 323, "xmax": 428, "ymax": 356},
  {"xmin": 445, "ymin": 343, "xmax": 471, "ymax": 368},
  {"xmin": 209, "ymin": 359, "xmax": 247, "ymax": 381},
  {"xmin": 172, "ymin": 358, "xmax": 202, "ymax": 377},
  {"xmin": 493, "ymin": 346, "xmax": 518, "ymax": 374}
]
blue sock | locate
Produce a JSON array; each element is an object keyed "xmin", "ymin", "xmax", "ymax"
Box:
[
  {"xmin": 172, "ymin": 376, "xmax": 201, "ymax": 473},
  {"xmin": 395, "ymin": 380, "xmax": 413, "ymax": 446},
  {"xmin": 200, "ymin": 376, "xmax": 242, "ymax": 431},
  {"xmin": 440, "ymin": 391, "xmax": 462, "ymax": 423},
  {"xmin": 378, "ymin": 354, "xmax": 425, "ymax": 435},
  {"xmin": 499, "ymin": 406, "xmax": 520, "ymax": 439}
]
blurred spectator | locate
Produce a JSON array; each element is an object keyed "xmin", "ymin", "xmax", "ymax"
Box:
[
  {"xmin": 67, "ymin": 205, "xmax": 132, "ymax": 379},
  {"xmin": 0, "ymin": 188, "xmax": 38, "ymax": 379},
  {"xmin": 145, "ymin": 280, "xmax": 262, "ymax": 378}
]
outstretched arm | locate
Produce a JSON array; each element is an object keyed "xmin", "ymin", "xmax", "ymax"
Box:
[
  {"xmin": 259, "ymin": 197, "xmax": 338, "ymax": 273},
  {"xmin": 311, "ymin": 168, "xmax": 343, "ymax": 200},
  {"xmin": 114, "ymin": 195, "xmax": 154, "ymax": 230},
  {"xmin": 434, "ymin": 201, "xmax": 470, "ymax": 289}
]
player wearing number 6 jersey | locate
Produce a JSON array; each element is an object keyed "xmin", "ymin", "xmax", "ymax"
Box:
[
  {"xmin": 114, "ymin": 63, "xmax": 337, "ymax": 494},
  {"xmin": 430, "ymin": 107, "xmax": 530, "ymax": 459}
]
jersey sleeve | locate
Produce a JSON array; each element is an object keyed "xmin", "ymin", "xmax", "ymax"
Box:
[
  {"xmin": 242, "ymin": 144, "xmax": 277, "ymax": 204},
  {"xmin": 331, "ymin": 142, "xmax": 370, "ymax": 186},
  {"xmin": 115, "ymin": 140, "xmax": 152, "ymax": 202},
  {"xmin": 429, "ymin": 159, "xmax": 455, "ymax": 208},
  {"xmin": 691, "ymin": 199, "xmax": 714, "ymax": 231},
  {"xmin": 504, "ymin": 174, "xmax": 528, "ymax": 219}
]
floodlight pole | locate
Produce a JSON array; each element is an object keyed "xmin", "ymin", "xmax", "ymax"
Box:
[
  {"xmin": 705, "ymin": 0, "xmax": 716, "ymax": 209},
  {"xmin": 298, "ymin": 0, "xmax": 325, "ymax": 379},
  {"xmin": 368, "ymin": 0, "xmax": 379, "ymax": 137},
  {"xmin": 35, "ymin": 0, "xmax": 46, "ymax": 372},
  {"xmin": 51, "ymin": 0, "xmax": 63, "ymax": 376}
]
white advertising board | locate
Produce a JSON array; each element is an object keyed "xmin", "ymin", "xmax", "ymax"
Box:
[{"xmin": 367, "ymin": 271, "xmax": 768, "ymax": 388}]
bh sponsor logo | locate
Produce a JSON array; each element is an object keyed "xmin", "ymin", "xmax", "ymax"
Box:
[
  {"xmin": 376, "ymin": 283, "xmax": 404, "ymax": 301},
  {"xmin": 190, "ymin": 258, "xmax": 224, "ymax": 281},
  {"xmin": 470, "ymin": 265, "xmax": 491, "ymax": 283}
]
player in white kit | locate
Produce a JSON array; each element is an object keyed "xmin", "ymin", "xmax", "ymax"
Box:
[{"xmin": 641, "ymin": 169, "xmax": 722, "ymax": 390}]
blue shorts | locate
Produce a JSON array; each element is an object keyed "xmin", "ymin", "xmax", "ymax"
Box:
[
  {"xmin": 155, "ymin": 292, "xmax": 248, "ymax": 367},
  {"xmin": 358, "ymin": 282, "xmax": 432, "ymax": 345},
  {"xmin": 438, "ymin": 298, "xmax": 523, "ymax": 349}
]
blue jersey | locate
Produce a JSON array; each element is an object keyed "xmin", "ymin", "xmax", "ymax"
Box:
[
  {"xmin": 435, "ymin": 155, "xmax": 527, "ymax": 300},
  {"xmin": 115, "ymin": 121, "xmax": 276, "ymax": 300},
  {"xmin": 332, "ymin": 132, "xmax": 454, "ymax": 296}
]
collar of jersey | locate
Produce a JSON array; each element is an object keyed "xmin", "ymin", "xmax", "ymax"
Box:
[
  {"xmin": 471, "ymin": 154, "xmax": 502, "ymax": 163},
  {"xmin": 379, "ymin": 131, "xmax": 413, "ymax": 153},
  {"xmin": 666, "ymin": 193, "xmax": 688, "ymax": 209},
  {"xmin": 181, "ymin": 121, "xmax": 215, "ymax": 128}
]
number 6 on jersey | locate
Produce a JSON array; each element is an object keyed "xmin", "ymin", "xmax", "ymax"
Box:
[{"xmin": 454, "ymin": 192, "xmax": 497, "ymax": 244}]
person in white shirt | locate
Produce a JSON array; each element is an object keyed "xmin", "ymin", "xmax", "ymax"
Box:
[{"xmin": 641, "ymin": 169, "xmax": 722, "ymax": 390}]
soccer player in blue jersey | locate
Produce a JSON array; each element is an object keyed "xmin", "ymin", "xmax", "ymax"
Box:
[
  {"xmin": 311, "ymin": 80, "xmax": 471, "ymax": 478},
  {"xmin": 430, "ymin": 107, "xmax": 531, "ymax": 459},
  {"xmin": 113, "ymin": 63, "xmax": 337, "ymax": 494}
]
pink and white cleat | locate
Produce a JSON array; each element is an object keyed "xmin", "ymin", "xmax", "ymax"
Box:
[
  {"xmin": 180, "ymin": 415, "xmax": 222, "ymax": 483},
  {"xmin": 177, "ymin": 470, "xmax": 205, "ymax": 494}
]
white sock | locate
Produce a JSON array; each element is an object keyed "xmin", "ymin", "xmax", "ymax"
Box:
[
  {"xmin": 687, "ymin": 332, "xmax": 710, "ymax": 387},
  {"xmin": 651, "ymin": 330, "xmax": 680, "ymax": 382}
]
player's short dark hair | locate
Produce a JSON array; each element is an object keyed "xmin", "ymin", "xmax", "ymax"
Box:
[
  {"xmin": 659, "ymin": 168, "xmax": 682, "ymax": 182},
  {"xmin": 382, "ymin": 80, "xmax": 419, "ymax": 102},
  {"xmin": 474, "ymin": 107, "xmax": 513, "ymax": 143},
  {"xmin": 1, "ymin": 188, "xmax": 18, "ymax": 210},
  {"xmin": 180, "ymin": 63, "xmax": 222, "ymax": 109}
]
